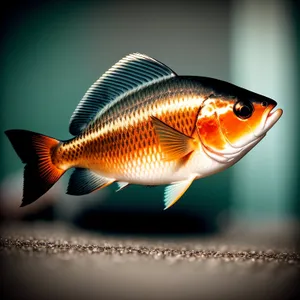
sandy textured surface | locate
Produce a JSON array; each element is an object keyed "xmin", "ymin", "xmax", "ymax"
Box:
[{"xmin": 1, "ymin": 222, "xmax": 299, "ymax": 300}]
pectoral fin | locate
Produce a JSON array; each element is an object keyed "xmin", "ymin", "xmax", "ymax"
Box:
[
  {"xmin": 151, "ymin": 116, "xmax": 196, "ymax": 161},
  {"xmin": 163, "ymin": 176, "xmax": 196, "ymax": 210}
]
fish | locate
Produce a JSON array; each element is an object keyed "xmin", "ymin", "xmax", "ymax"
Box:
[{"xmin": 5, "ymin": 53, "xmax": 283, "ymax": 209}]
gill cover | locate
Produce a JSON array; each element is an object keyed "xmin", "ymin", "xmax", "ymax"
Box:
[{"xmin": 196, "ymin": 97, "xmax": 229, "ymax": 153}]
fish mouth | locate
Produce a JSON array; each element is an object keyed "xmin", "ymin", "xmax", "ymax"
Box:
[{"xmin": 254, "ymin": 104, "xmax": 283, "ymax": 137}]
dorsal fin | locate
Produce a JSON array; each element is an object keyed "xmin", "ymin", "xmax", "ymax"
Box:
[{"xmin": 69, "ymin": 53, "xmax": 177, "ymax": 136}]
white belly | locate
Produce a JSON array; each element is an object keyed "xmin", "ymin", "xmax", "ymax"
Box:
[{"xmin": 115, "ymin": 144, "xmax": 227, "ymax": 185}]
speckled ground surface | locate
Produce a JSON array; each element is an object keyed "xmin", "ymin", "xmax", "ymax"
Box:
[{"xmin": 1, "ymin": 222, "xmax": 300, "ymax": 300}]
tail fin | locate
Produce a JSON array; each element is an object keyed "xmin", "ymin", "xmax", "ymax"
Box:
[{"xmin": 5, "ymin": 129, "xmax": 65, "ymax": 207}]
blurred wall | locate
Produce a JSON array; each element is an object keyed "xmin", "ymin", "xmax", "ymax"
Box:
[
  {"xmin": 291, "ymin": 0, "xmax": 300, "ymax": 222},
  {"xmin": 230, "ymin": 0, "xmax": 299, "ymax": 222}
]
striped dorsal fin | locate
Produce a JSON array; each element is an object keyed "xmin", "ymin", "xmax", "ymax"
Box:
[{"xmin": 69, "ymin": 53, "xmax": 177, "ymax": 136}]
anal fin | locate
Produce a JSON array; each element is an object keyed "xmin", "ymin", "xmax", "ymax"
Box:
[
  {"xmin": 67, "ymin": 168, "xmax": 114, "ymax": 195},
  {"xmin": 164, "ymin": 176, "xmax": 196, "ymax": 210}
]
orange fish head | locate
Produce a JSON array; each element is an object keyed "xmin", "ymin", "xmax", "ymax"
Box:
[{"xmin": 196, "ymin": 94, "xmax": 283, "ymax": 161}]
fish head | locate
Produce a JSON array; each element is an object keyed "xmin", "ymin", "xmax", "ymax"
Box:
[{"xmin": 196, "ymin": 92, "xmax": 283, "ymax": 163}]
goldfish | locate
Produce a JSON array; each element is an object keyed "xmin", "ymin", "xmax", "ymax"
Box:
[{"xmin": 5, "ymin": 53, "xmax": 283, "ymax": 209}]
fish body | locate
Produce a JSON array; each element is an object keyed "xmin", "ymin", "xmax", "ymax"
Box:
[
  {"xmin": 55, "ymin": 77, "xmax": 212, "ymax": 184},
  {"xmin": 5, "ymin": 53, "xmax": 283, "ymax": 209}
]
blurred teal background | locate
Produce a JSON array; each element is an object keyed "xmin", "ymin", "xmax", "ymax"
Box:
[{"xmin": 1, "ymin": 0, "xmax": 299, "ymax": 232}]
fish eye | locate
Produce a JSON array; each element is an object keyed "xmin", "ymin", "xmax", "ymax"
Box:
[{"xmin": 233, "ymin": 100, "xmax": 254, "ymax": 119}]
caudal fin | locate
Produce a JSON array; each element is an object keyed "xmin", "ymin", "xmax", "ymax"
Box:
[{"xmin": 5, "ymin": 129, "xmax": 65, "ymax": 207}]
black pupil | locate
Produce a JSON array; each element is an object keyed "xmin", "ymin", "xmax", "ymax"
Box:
[
  {"xmin": 240, "ymin": 106, "xmax": 250, "ymax": 116},
  {"xmin": 234, "ymin": 101, "xmax": 253, "ymax": 119}
]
